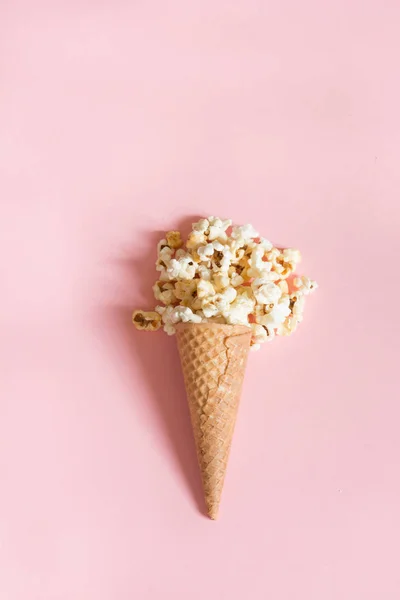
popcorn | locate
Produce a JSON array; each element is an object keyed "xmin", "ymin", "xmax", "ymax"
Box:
[
  {"xmin": 197, "ymin": 279, "xmax": 216, "ymax": 299},
  {"xmin": 157, "ymin": 239, "xmax": 172, "ymax": 256},
  {"xmin": 231, "ymin": 223, "xmax": 259, "ymax": 242},
  {"xmin": 269, "ymin": 248, "xmax": 300, "ymax": 279},
  {"xmin": 186, "ymin": 231, "xmax": 206, "ymax": 250},
  {"xmin": 134, "ymin": 217, "xmax": 317, "ymax": 346},
  {"xmin": 166, "ymin": 230, "xmax": 183, "ymax": 249},
  {"xmin": 198, "ymin": 264, "xmax": 212, "ymax": 281},
  {"xmin": 282, "ymin": 247, "xmax": 301, "ymax": 265},
  {"xmin": 155, "ymin": 305, "xmax": 176, "ymax": 335},
  {"xmin": 294, "ymin": 276, "xmax": 318, "ymax": 295},
  {"xmin": 174, "ymin": 280, "xmax": 197, "ymax": 301},
  {"xmin": 171, "ymin": 306, "xmax": 202, "ymax": 324},
  {"xmin": 156, "ymin": 241, "xmax": 174, "ymax": 273},
  {"xmin": 202, "ymin": 287, "xmax": 237, "ymax": 318},
  {"xmin": 256, "ymin": 296, "xmax": 291, "ymax": 328},
  {"xmin": 290, "ymin": 292, "xmax": 306, "ymax": 321},
  {"xmin": 213, "ymin": 246, "xmax": 233, "ymax": 272},
  {"xmin": 155, "ymin": 305, "xmax": 201, "ymax": 334},
  {"xmin": 213, "ymin": 273, "xmax": 230, "ymax": 291},
  {"xmin": 216, "ymin": 286, "xmax": 237, "ymax": 307},
  {"xmin": 132, "ymin": 310, "xmax": 162, "ymax": 331},
  {"xmin": 248, "ymin": 246, "xmax": 272, "ymax": 278},
  {"xmin": 259, "ymin": 237, "xmax": 273, "ymax": 251},
  {"xmin": 207, "ymin": 216, "xmax": 232, "ymax": 242},
  {"xmin": 230, "ymin": 272, "xmax": 244, "ymax": 287},
  {"xmin": 278, "ymin": 280, "xmax": 289, "ymax": 294},
  {"xmin": 153, "ymin": 281, "xmax": 176, "ymax": 305},
  {"xmin": 197, "ymin": 243, "xmax": 215, "ymax": 259},
  {"xmin": 251, "ymin": 279, "xmax": 282, "ymax": 305},
  {"xmin": 192, "ymin": 218, "xmax": 209, "ymax": 233},
  {"xmin": 250, "ymin": 323, "xmax": 274, "ymax": 349},
  {"xmin": 224, "ymin": 293, "xmax": 255, "ymax": 326},
  {"xmin": 277, "ymin": 315, "xmax": 299, "ymax": 336},
  {"xmin": 202, "ymin": 300, "xmax": 219, "ymax": 318},
  {"xmin": 167, "ymin": 255, "xmax": 196, "ymax": 280}
]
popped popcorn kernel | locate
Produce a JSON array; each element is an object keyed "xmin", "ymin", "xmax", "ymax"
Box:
[
  {"xmin": 192, "ymin": 218, "xmax": 209, "ymax": 233},
  {"xmin": 174, "ymin": 279, "xmax": 197, "ymax": 301},
  {"xmin": 166, "ymin": 230, "xmax": 183, "ymax": 249},
  {"xmin": 197, "ymin": 279, "xmax": 216, "ymax": 299},
  {"xmin": 153, "ymin": 281, "xmax": 177, "ymax": 305},
  {"xmin": 294, "ymin": 276, "xmax": 318, "ymax": 295},
  {"xmin": 132, "ymin": 310, "xmax": 162, "ymax": 331},
  {"xmin": 186, "ymin": 231, "xmax": 206, "ymax": 250}
]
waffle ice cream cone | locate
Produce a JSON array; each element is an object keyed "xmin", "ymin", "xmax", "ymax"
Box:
[{"xmin": 175, "ymin": 322, "xmax": 251, "ymax": 519}]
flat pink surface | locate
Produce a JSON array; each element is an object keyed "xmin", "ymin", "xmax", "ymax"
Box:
[{"xmin": 1, "ymin": 1, "xmax": 399, "ymax": 598}]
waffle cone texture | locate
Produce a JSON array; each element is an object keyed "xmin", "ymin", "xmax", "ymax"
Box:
[{"xmin": 175, "ymin": 322, "xmax": 251, "ymax": 519}]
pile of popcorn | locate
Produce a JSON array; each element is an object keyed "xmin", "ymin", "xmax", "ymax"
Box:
[{"xmin": 133, "ymin": 217, "xmax": 317, "ymax": 350}]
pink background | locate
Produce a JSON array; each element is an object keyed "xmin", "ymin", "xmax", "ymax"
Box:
[{"xmin": 1, "ymin": 1, "xmax": 399, "ymax": 598}]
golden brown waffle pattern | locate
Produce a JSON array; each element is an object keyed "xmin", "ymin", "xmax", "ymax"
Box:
[{"xmin": 175, "ymin": 323, "xmax": 251, "ymax": 519}]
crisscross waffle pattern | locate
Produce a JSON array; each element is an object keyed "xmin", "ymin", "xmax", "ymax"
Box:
[{"xmin": 175, "ymin": 323, "xmax": 251, "ymax": 519}]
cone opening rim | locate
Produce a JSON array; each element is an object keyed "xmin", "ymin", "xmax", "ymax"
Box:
[{"xmin": 174, "ymin": 322, "xmax": 251, "ymax": 334}]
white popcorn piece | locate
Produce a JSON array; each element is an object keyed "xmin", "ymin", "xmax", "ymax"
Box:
[
  {"xmin": 224, "ymin": 294, "xmax": 255, "ymax": 326},
  {"xmin": 251, "ymin": 323, "xmax": 268, "ymax": 345},
  {"xmin": 251, "ymin": 279, "xmax": 282, "ymax": 306},
  {"xmin": 207, "ymin": 216, "xmax": 232, "ymax": 242},
  {"xmin": 174, "ymin": 248, "xmax": 186, "ymax": 259},
  {"xmin": 278, "ymin": 280, "xmax": 289, "ymax": 294},
  {"xmin": 290, "ymin": 292, "xmax": 306, "ymax": 321},
  {"xmin": 197, "ymin": 264, "xmax": 212, "ymax": 280},
  {"xmin": 294, "ymin": 276, "xmax": 318, "ymax": 295},
  {"xmin": 250, "ymin": 323, "xmax": 275, "ymax": 347},
  {"xmin": 208, "ymin": 216, "xmax": 231, "ymax": 230},
  {"xmin": 155, "ymin": 305, "xmax": 175, "ymax": 335},
  {"xmin": 259, "ymin": 237, "xmax": 273, "ymax": 251},
  {"xmin": 186, "ymin": 231, "xmax": 206, "ymax": 249},
  {"xmin": 192, "ymin": 218, "xmax": 209, "ymax": 233},
  {"xmin": 197, "ymin": 279, "xmax": 216, "ymax": 299},
  {"xmin": 231, "ymin": 223, "xmax": 259, "ymax": 242},
  {"xmin": 214, "ymin": 287, "xmax": 237, "ymax": 310},
  {"xmin": 157, "ymin": 238, "xmax": 168, "ymax": 253},
  {"xmin": 213, "ymin": 273, "xmax": 230, "ymax": 290},
  {"xmin": 197, "ymin": 243, "xmax": 215, "ymax": 259},
  {"xmin": 267, "ymin": 247, "xmax": 280, "ymax": 261},
  {"xmin": 277, "ymin": 315, "xmax": 299, "ymax": 336},
  {"xmin": 167, "ymin": 256, "xmax": 196, "ymax": 280},
  {"xmin": 282, "ymin": 247, "xmax": 301, "ymax": 265},
  {"xmin": 171, "ymin": 306, "xmax": 202, "ymax": 324},
  {"xmin": 230, "ymin": 272, "xmax": 244, "ymax": 287},
  {"xmin": 230, "ymin": 247, "xmax": 246, "ymax": 263},
  {"xmin": 247, "ymin": 246, "xmax": 272, "ymax": 279},
  {"xmin": 201, "ymin": 287, "xmax": 237, "ymax": 318},
  {"xmin": 208, "ymin": 226, "xmax": 227, "ymax": 242},
  {"xmin": 202, "ymin": 300, "xmax": 220, "ymax": 318},
  {"xmin": 257, "ymin": 296, "xmax": 291, "ymax": 328},
  {"xmin": 220, "ymin": 247, "xmax": 233, "ymax": 272},
  {"xmin": 212, "ymin": 240, "xmax": 225, "ymax": 252},
  {"xmin": 156, "ymin": 241, "xmax": 174, "ymax": 273}
]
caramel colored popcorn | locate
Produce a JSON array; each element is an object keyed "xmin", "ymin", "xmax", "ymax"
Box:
[
  {"xmin": 166, "ymin": 230, "xmax": 183, "ymax": 249},
  {"xmin": 132, "ymin": 310, "xmax": 162, "ymax": 331}
]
